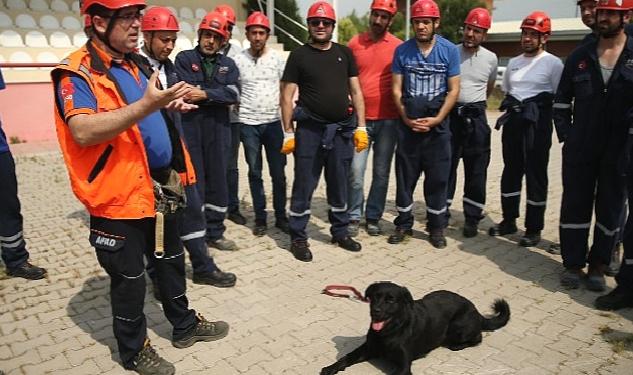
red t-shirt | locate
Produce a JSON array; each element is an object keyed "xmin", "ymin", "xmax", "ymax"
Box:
[{"xmin": 348, "ymin": 31, "xmax": 402, "ymax": 120}]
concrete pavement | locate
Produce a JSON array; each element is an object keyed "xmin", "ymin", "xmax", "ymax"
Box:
[{"xmin": 1, "ymin": 112, "xmax": 633, "ymax": 374}]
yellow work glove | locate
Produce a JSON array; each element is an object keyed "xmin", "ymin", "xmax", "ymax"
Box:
[
  {"xmin": 281, "ymin": 131, "xmax": 295, "ymax": 154},
  {"xmin": 353, "ymin": 127, "xmax": 369, "ymax": 152}
]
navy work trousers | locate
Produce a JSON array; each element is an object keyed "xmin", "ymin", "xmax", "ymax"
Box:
[
  {"xmin": 288, "ymin": 121, "xmax": 353, "ymax": 241},
  {"xmin": 394, "ymin": 122, "xmax": 451, "ymax": 231}
]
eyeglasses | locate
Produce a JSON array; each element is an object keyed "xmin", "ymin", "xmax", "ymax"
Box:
[
  {"xmin": 308, "ymin": 19, "xmax": 334, "ymax": 28},
  {"xmin": 109, "ymin": 11, "xmax": 143, "ymax": 25}
]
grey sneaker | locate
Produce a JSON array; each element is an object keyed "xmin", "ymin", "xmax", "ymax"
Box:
[
  {"xmin": 173, "ymin": 314, "xmax": 229, "ymax": 349},
  {"xmin": 348, "ymin": 220, "xmax": 360, "ymax": 237},
  {"xmin": 207, "ymin": 237, "xmax": 237, "ymax": 251},
  {"xmin": 605, "ymin": 243, "xmax": 622, "ymax": 277},
  {"xmin": 130, "ymin": 339, "xmax": 175, "ymax": 375},
  {"xmin": 365, "ymin": 219, "xmax": 382, "ymax": 236},
  {"xmin": 560, "ymin": 269, "xmax": 585, "ymax": 289}
]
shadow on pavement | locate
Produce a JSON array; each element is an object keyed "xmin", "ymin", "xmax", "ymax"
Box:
[
  {"xmin": 327, "ymin": 335, "xmax": 395, "ymax": 374},
  {"xmin": 67, "ymin": 275, "xmax": 174, "ymax": 365},
  {"xmin": 67, "ymin": 209, "xmax": 90, "ymax": 227}
]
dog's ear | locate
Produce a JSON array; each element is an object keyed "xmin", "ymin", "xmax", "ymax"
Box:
[
  {"xmin": 365, "ymin": 283, "xmax": 379, "ymax": 300},
  {"xmin": 400, "ymin": 286, "xmax": 414, "ymax": 306}
]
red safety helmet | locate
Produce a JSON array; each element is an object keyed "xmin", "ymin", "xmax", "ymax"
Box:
[
  {"xmin": 371, "ymin": 0, "xmax": 397, "ymax": 16},
  {"xmin": 596, "ymin": 0, "xmax": 632, "ymax": 10},
  {"xmin": 307, "ymin": 1, "xmax": 336, "ymax": 21},
  {"xmin": 464, "ymin": 7, "xmax": 491, "ymax": 30},
  {"xmin": 520, "ymin": 11, "xmax": 551, "ymax": 34},
  {"xmin": 141, "ymin": 6, "xmax": 179, "ymax": 32},
  {"xmin": 411, "ymin": 0, "xmax": 440, "ymax": 19},
  {"xmin": 245, "ymin": 11, "xmax": 270, "ymax": 31},
  {"xmin": 81, "ymin": 0, "xmax": 146, "ymax": 15},
  {"xmin": 214, "ymin": 4, "xmax": 236, "ymax": 25},
  {"xmin": 199, "ymin": 11, "xmax": 230, "ymax": 40}
]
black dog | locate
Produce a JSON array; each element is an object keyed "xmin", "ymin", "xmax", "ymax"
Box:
[{"xmin": 321, "ymin": 281, "xmax": 510, "ymax": 375}]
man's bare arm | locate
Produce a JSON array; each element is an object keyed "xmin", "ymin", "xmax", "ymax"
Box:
[
  {"xmin": 349, "ymin": 76, "xmax": 366, "ymax": 128},
  {"xmin": 280, "ymin": 81, "xmax": 298, "ymax": 133}
]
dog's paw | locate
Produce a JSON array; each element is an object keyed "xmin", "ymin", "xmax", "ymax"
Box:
[{"xmin": 320, "ymin": 366, "xmax": 337, "ymax": 375}]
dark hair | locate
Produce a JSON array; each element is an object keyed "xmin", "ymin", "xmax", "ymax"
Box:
[{"xmin": 87, "ymin": 4, "xmax": 114, "ymax": 18}]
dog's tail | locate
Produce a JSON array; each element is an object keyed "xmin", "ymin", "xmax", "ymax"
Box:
[{"xmin": 481, "ymin": 299, "xmax": 510, "ymax": 331}]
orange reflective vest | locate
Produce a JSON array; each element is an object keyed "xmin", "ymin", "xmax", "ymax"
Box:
[{"xmin": 51, "ymin": 42, "xmax": 196, "ymax": 219}]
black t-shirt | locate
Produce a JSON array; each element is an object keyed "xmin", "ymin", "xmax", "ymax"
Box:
[{"xmin": 282, "ymin": 43, "xmax": 358, "ymax": 122}]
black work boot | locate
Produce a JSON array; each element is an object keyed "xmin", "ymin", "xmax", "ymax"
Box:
[
  {"xmin": 595, "ymin": 286, "xmax": 633, "ymax": 311},
  {"xmin": 519, "ymin": 230, "xmax": 541, "ymax": 247},
  {"xmin": 488, "ymin": 220, "xmax": 518, "ymax": 236},
  {"xmin": 290, "ymin": 240, "xmax": 312, "ymax": 262},
  {"xmin": 172, "ymin": 314, "xmax": 229, "ymax": 349},
  {"xmin": 253, "ymin": 219, "xmax": 267, "ymax": 237},
  {"xmin": 227, "ymin": 210, "xmax": 247, "ymax": 225},
  {"xmin": 6, "ymin": 262, "xmax": 47, "ymax": 280},
  {"xmin": 332, "ymin": 236, "xmax": 361, "ymax": 252},
  {"xmin": 192, "ymin": 270, "xmax": 236, "ymax": 288},
  {"xmin": 129, "ymin": 339, "xmax": 175, "ymax": 375},
  {"xmin": 463, "ymin": 221, "xmax": 478, "ymax": 238},
  {"xmin": 388, "ymin": 228, "xmax": 413, "ymax": 244},
  {"xmin": 429, "ymin": 229, "xmax": 447, "ymax": 249}
]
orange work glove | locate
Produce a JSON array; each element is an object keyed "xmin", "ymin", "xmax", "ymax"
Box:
[
  {"xmin": 353, "ymin": 127, "xmax": 369, "ymax": 152},
  {"xmin": 281, "ymin": 131, "xmax": 295, "ymax": 154}
]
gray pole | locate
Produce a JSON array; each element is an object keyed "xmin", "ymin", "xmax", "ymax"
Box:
[
  {"xmin": 406, "ymin": 0, "xmax": 410, "ymax": 40},
  {"xmin": 267, "ymin": 0, "xmax": 275, "ymax": 35}
]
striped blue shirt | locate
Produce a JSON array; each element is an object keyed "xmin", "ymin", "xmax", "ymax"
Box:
[{"xmin": 392, "ymin": 35, "xmax": 460, "ymax": 100}]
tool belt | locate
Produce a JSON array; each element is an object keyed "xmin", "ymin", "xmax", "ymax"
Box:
[{"xmin": 151, "ymin": 167, "xmax": 186, "ymax": 258}]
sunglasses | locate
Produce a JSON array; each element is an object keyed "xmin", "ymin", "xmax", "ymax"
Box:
[{"xmin": 309, "ymin": 19, "xmax": 334, "ymax": 28}]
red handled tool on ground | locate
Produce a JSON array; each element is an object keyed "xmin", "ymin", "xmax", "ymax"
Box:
[{"xmin": 322, "ymin": 285, "xmax": 368, "ymax": 303}]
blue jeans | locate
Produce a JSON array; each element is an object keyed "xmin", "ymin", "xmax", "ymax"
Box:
[
  {"xmin": 240, "ymin": 121, "xmax": 287, "ymax": 222},
  {"xmin": 347, "ymin": 119, "xmax": 398, "ymax": 221}
]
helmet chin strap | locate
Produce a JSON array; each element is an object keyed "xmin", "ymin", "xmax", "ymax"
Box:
[
  {"xmin": 143, "ymin": 31, "xmax": 159, "ymax": 60},
  {"xmin": 95, "ymin": 9, "xmax": 124, "ymax": 57}
]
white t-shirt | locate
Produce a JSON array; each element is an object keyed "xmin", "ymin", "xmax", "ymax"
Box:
[
  {"xmin": 502, "ymin": 51, "xmax": 564, "ymax": 101},
  {"xmin": 138, "ymin": 45, "xmax": 168, "ymax": 88},
  {"xmin": 233, "ymin": 48, "xmax": 286, "ymax": 125},
  {"xmin": 457, "ymin": 44, "xmax": 498, "ymax": 103}
]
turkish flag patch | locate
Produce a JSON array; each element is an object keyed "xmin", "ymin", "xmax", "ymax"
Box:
[
  {"xmin": 61, "ymin": 82, "xmax": 75, "ymax": 101},
  {"xmin": 191, "ymin": 63, "xmax": 200, "ymax": 72}
]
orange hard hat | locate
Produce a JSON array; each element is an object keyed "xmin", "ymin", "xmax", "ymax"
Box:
[
  {"xmin": 141, "ymin": 6, "xmax": 179, "ymax": 32},
  {"xmin": 411, "ymin": 0, "xmax": 440, "ymax": 19},
  {"xmin": 307, "ymin": 1, "xmax": 336, "ymax": 21},
  {"xmin": 520, "ymin": 11, "xmax": 551, "ymax": 34},
  {"xmin": 464, "ymin": 7, "xmax": 491, "ymax": 30},
  {"xmin": 371, "ymin": 0, "xmax": 397, "ymax": 16},
  {"xmin": 213, "ymin": 4, "xmax": 236, "ymax": 25},
  {"xmin": 245, "ymin": 11, "xmax": 270, "ymax": 31},
  {"xmin": 199, "ymin": 11, "xmax": 230, "ymax": 40},
  {"xmin": 81, "ymin": 0, "xmax": 146, "ymax": 15}
]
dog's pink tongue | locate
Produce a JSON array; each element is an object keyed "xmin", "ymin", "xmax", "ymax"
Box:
[{"xmin": 371, "ymin": 321, "xmax": 386, "ymax": 331}]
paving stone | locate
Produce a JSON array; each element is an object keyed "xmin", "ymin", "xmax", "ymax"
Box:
[{"xmin": 2, "ymin": 122, "xmax": 633, "ymax": 374}]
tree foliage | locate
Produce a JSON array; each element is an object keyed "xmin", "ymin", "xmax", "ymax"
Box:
[
  {"xmin": 244, "ymin": 0, "xmax": 308, "ymax": 51},
  {"xmin": 337, "ymin": 0, "xmax": 487, "ymax": 45}
]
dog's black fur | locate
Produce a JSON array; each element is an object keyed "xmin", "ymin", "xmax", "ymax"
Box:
[{"xmin": 321, "ymin": 282, "xmax": 510, "ymax": 375}]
